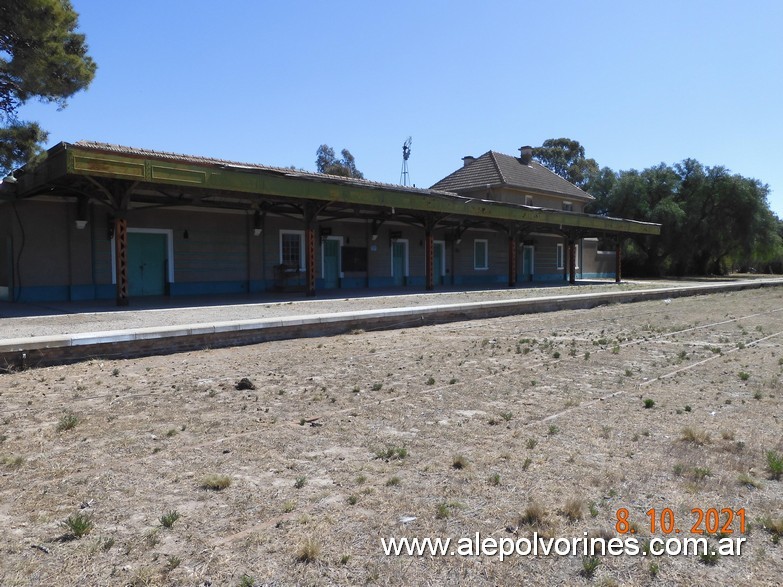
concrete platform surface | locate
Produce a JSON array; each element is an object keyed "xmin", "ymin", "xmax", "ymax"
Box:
[{"xmin": 1, "ymin": 277, "xmax": 781, "ymax": 369}]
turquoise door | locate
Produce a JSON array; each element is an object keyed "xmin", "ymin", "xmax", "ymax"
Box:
[
  {"xmin": 392, "ymin": 241, "xmax": 406, "ymax": 286},
  {"xmin": 323, "ymin": 239, "xmax": 340, "ymax": 289},
  {"xmin": 433, "ymin": 242, "xmax": 444, "ymax": 285},
  {"xmin": 128, "ymin": 233, "xmax": 167, "ymax": 296}
]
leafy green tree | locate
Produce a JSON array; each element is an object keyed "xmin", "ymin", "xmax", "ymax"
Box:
[
  {"xmin": 531, "ymin": 137, "xmax": 782, "ymax": 276},
  {"xmin": 532, "ymin": 138, "xmax": 598, "ymax": 188},
  {"xmin": 673, "ymin": 161, "xmax": 780, "ymax": 275},
  {"xmin": 604, "ymin": 164, "xmax": 685, "ymax": 275},
  {"xmin": 603, "ymin": 160, "xmax": 780, "ymax": 276},
  {"xmin": 583, "ymin": 166, "xmax": 617, "ymax": 215},
  {"xmin": 0, "ymin": 0, "xmax": 96, "ymax": 174},
  {"xmin": 315, "ymin": 144, "xmax": 364, "ymax": 179}
]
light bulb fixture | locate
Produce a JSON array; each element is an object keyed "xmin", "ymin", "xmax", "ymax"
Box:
[
  {"xmin": 253, "ymin": 210, "xmax": 263, "ymax": 236},
  {"xmin": 75, "ymin": 195, "xmax": 88, "ymax": 229}
]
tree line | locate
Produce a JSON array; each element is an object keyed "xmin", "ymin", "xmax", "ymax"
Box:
[{"xmin": 533, "ymin": 138, "xmax": 782, "ymax": 276}]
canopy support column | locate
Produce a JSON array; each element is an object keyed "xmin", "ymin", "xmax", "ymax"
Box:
[
  {"xmin": 508, "ymin": 235, "xmax": 517, "ymax": 287},
  {"xmin": 114, "ymin": 216, "xmax": 129, "ymax": 306},
  {"xmin": 568, "ymin": 239, "xmax": 576, "ymax": 285},
  {"xmin": 425, "ymin": 229, "xmax": 434, "ymax": 291}
]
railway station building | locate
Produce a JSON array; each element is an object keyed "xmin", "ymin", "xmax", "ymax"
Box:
[{"xmin": 0, "ymin": 142, "xmax": 659, "ymax": 305}]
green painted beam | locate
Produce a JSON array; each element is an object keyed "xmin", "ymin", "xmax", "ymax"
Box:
[{"xmin": 47, "ymin": 144, "xmax": 660, "ymax": 236}]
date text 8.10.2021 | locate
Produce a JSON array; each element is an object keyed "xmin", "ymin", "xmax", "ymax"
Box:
[{"xmin": 615, "ymin": 508, "xmax": 745, "ymax": 535}]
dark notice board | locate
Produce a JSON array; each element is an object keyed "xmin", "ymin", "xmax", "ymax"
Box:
[{"xmin": 342, "ymin": 246, "xmax": 367, "ymax": 272}]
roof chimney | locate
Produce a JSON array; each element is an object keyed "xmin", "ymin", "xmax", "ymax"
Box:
[
  {"xmin": 519, "ymin": 146, "xmax": 533, "ymax": 165},
  {"xmin": 462, "ymin": 156, "xmax": 475, "ymax": 167}
]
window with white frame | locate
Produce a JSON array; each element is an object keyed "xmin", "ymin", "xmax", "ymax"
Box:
[
  {"xmin": 280, "ymin": 230, "xmax": 305, "ymax": 270},
  {"xmin": 474, "ymin": 239, "xmax": 488, "ymax": 270},
  {"xmin": 556, "ymin": 243, "xmax": 564, "ymax": 270},
  {"xmin": 562, "ymin": 201, "xmax": 574, "ymax": 212}
]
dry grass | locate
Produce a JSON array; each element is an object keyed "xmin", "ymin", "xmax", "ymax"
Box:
[
  {"xmin": 296, "ymin": 536, "xmax": 321, "ymax": 563},
  {"xmin": 561, "ymin": 498, "xmax": 584, "ymax": 522},
  {"xmin": 200, "ymin": 473, "xmax": 231, "ymax": 491},
  {"xmin": 518, "ymin": 502, "xmax": 548, "ymax": 528},
  {"xmin": 1, "ymin": 288, "xmax": 782, "ymax": 585},
  {"xmin": 681, "ymin": 426, "xmax": 712, "ymax": 446}
]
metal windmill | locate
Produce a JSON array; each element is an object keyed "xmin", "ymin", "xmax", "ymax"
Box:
[{"xmin": 400, "ymin": 136, "xmax": 412, "ymax": 186}]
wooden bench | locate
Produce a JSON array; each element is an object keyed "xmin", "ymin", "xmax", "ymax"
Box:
[{"xmin": 273, "ymin": 264, "xmax": 304, "ymax": 292}]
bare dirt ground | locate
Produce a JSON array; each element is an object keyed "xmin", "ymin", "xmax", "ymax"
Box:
[{"xmin": 1, "ymin": 287, "xmax": 782, "ymax": 586}]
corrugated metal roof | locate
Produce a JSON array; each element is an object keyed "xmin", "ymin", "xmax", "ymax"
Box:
[{"xmin": 72, "ymin": 141, "xmax": 455, "ymax": 197}]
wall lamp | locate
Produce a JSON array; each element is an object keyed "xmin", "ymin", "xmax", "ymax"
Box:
[{"xmin": 75, "ymin": 195, "xmax": 88, "ymax": 230}]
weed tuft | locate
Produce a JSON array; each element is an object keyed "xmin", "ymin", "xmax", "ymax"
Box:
[
  {"xmin": 562, "ymin": 498, "xmax": 583, "ymax": 522},
  {"xmin": 160, "ymin": 510, "xmax": 180, "ymax": 529},
  {"xmin": 56, "ymin": 413, "xmax": 79, "ymax": 432},
  {"xmin": 699, "ymin": 547, "xmax": 720, "ymax": 566},
  {"xmin": 375, "ymin": 445, "xmax": 408, "ymax": 460},
  {"xmin": 737, "ymin": 473, "xmax": 761, "ymax": 489},
  {"xmin": 681, "ymin": 426, "xmax": 711, "ymax": 445},
  {"xmin": 61, "ymin": 512, "xmax": 93, "ymax": 539},
  {"xmin": 201, "ymin": 474, "xmax": 231, "ymax": 491},
  {"xmin": 1, "ymin": 455, "xmax": 24, "ymax": 468},
  {"xmin": 435, "ymin": 502, "xmax": 451, "ymax": 519},
  {"xmin": 690, "ymin": 466, "xmax": 712, "ymax": 481},
  {"xmin": 519, "ymin": 502, "xmax": 547, "ymax": 527},
  {"xmin": 580, "ymin": 555, "xmax": 601, "ymax": 578},
  {"xmin": 296, "ymin": 537, "xmax": 320, "ymax": 563},
  {"xmin": 760, "ymin": 517, "xmax": 783, "ymax": 542},
  {"xmin": 766, "ymin": 450, "xmax": 783, "ymax": 480}
]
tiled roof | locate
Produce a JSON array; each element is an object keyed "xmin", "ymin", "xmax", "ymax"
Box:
[
  {"xmin": 70, "ymin": 141, "xmax": 455, "ymax": 197},
  {"xmin": 431, "ymin": 151, "xmax": 593, "ymax": 200}
]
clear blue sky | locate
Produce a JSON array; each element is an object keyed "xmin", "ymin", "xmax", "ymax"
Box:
[{"xmin": 20, "ymin": 0, "xmax": 783, "ymax": 215}]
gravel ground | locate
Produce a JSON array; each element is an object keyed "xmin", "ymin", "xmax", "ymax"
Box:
[
  {"xmin": 1, "ymin": 286, "xmax": 782, "ymax": 586},
  {"xmin": 0, "ymin": 278, "xmax": 766, "ymax": 340}
]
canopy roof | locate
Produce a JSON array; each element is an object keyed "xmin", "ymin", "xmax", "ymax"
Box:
[{"xmin": 3, "ymin": 141, "xmax": 660, "ymax": 237}]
